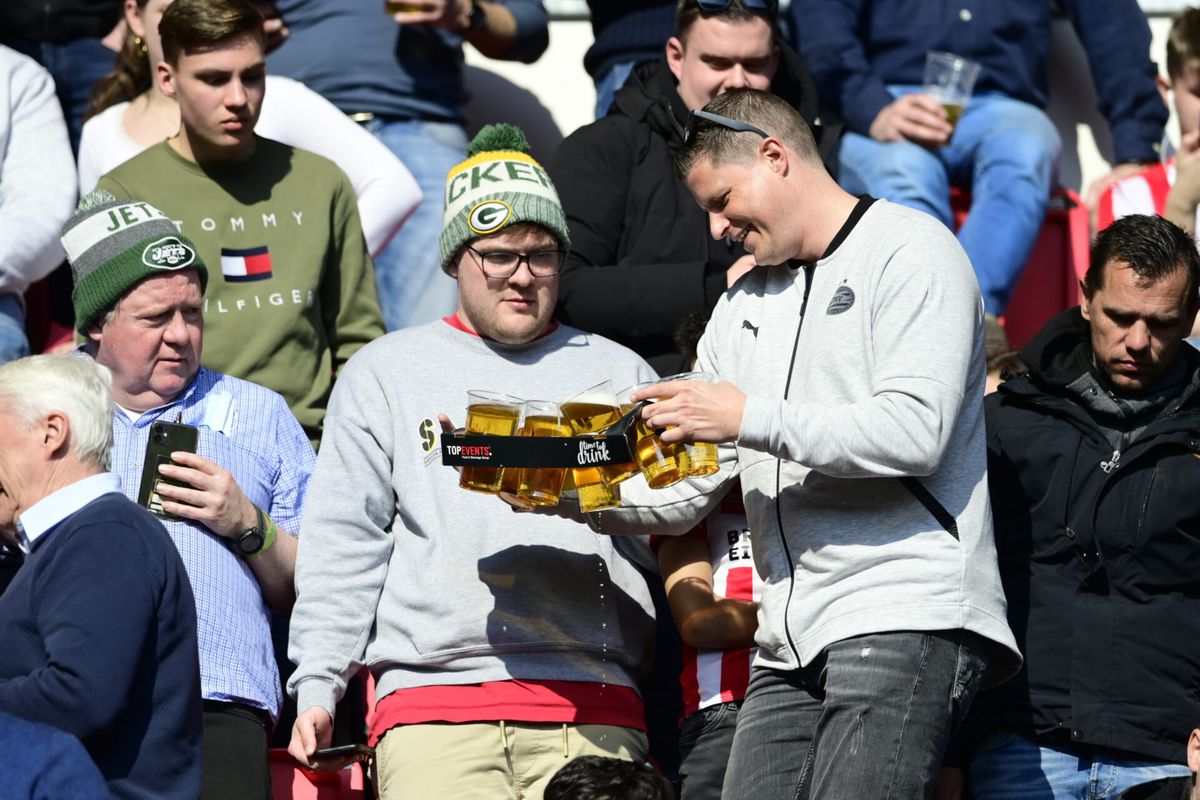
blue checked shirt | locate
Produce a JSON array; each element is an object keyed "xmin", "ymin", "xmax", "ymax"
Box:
[{"xmin": 109, "ymin": 367, "xmax": 314, "ymax": 720}]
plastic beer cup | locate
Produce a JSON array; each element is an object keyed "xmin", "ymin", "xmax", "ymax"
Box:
[
  {"xmin": 459, "ymin": 390, "xmax": 521, "ymax": 494},
  {"xmin": 618, "ymin": 383, "xmax": 685, "ymax": 489}
]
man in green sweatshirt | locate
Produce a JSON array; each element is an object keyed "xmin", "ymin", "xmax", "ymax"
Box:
[
  {"xmin": 286, "ymin": 124, "xmax": 662, "ymax": 799},
  {"xmin": 96, "ymin": 0, "xmax": 383, "ymax": 446}
]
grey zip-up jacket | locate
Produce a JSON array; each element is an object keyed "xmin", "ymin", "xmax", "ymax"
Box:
[{"xmin": 597, "ymin": 200, "xmax": 1021, "ymax": 683}]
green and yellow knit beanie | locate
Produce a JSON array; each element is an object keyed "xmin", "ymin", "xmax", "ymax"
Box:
[
  {"xmin": 61, "ymin": 190, "xmax": 208, "ymax": 333},
  {"xmin": 439, "ymin": 123, "xmax": 570, "ymax": 272}
]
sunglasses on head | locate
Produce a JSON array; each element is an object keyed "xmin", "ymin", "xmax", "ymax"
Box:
[
  {"xmin": 684, "ymin": 109, "xmax": 770, "ymax": 144},
  {"xmin": 694, "ymin": 0, "xmax": 778, "ymax": 11}
]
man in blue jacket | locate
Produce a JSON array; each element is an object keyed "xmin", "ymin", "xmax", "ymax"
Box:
[
  {"xmin": 0, "ymin": 354, "xmax": 202, "ymax": 800},
  {"xmin": 792, "ymin": 0, "xmax": 1166, "ymax": 319}
]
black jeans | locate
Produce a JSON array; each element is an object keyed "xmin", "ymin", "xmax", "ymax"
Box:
[
  {"xmin": 722, "ymin": 629, "xmax": 988, "ymax": 800},
  {"xmin": 202, "ymin": 701, "xmax": 272, "ymax": 800},
  {"xmin": 679, "ymin": 700, "xmax": 740, "ymax": 800}
]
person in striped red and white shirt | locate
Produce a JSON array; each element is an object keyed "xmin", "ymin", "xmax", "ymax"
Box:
[
  {"xmin": 655, "ymin": 484, "xmax": 762, "ymax": 800},
  {"xmin": 1097, "ymin": 8, "xmax": 1200, "ymax": 238}
]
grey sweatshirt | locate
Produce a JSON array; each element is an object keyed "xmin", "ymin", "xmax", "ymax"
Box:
[
  {"xmin": 288, "ymin": 320, "xmax": 661, "ymax": 719},
  {"xmin": 598, "ymin": 201, "xmax": 1022, "ymax": 684}
]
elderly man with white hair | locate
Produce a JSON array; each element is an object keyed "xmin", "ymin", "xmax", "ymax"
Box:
[{"xmin": 0, "ymin": 354, "xmax": 203, "ymax": 800}]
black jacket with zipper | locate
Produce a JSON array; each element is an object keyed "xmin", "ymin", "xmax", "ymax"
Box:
[
  {"xmin": 547, "ymin": 49, "xmax": 842, "ymax": 376},
  {"xmin": 969, "ymin": 307, "xmax": 1200, "ymax": 763}
]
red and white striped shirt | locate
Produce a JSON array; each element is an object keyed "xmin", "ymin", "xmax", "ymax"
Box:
[
  {"xmin": 678, "ymin": 493, "xmax": 762, "ymax": 716},
  {"xmin": 1096, "ymin": 161, "xmax": 1193, "ymax": 231}
]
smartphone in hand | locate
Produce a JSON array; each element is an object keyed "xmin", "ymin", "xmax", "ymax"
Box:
[
  {"xmin": 310, "ymin": 743, "xmax": 374, "ymax": 771},
  {"xmin": 137, "ymin": 422, "xmax": 199, "ymax": 520}
]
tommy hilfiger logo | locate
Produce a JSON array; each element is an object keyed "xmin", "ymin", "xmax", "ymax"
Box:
[
  {"xmin": 827, "ymin": 282, "xmax": 855, "ymax": 314},
  {"xmin": 221, "ymin": 246, "xmax": 272, "ymax": 282}
]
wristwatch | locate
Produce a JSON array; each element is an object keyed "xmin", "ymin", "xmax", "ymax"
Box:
[
  {"xmin": 235, "ymin": 506, "xmax": 268, "ymax": 557},
  {"xmin": 467, "ymin": 1, "xmax": 487, "ymax": 30}
]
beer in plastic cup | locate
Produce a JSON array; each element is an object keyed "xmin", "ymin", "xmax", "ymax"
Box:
[
  {"xmin": 561, "ymin": 381, "xmax": 625, "ymax": 512},
  {"xmin": 516, "ymin": 400, "xmax": 569, "ymax": 507},
  {"xmin": 459, "ymin": 390, "xmax": 521, "ymax": 494},
  {"xmin": 923, "ymin": 51, "xmax": 980, "ymax": 130},
  {"xmin": 618, "ymin": 383, "xmax": 684, "ymax": 489},
  {"xmin": 661, "ymin": 371, "xmax": 721, "ymax": 478}
]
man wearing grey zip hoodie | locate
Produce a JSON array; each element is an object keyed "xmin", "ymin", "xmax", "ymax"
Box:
[{"xmin": 597, "ymin": 88, "xmax": 1021, "ymax": 799}]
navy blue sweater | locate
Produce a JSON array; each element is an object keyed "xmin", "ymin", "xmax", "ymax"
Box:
[
  {"xmin": 0, "ymin": 711, "xmax": 110, "ymax": 799},
  {"xmin": 792, "ymin": 0, "xmax": 1166, "ymax": 163},
  {"xmin": 0, "ymin": 493, "xmax": 202, "ymax": 800}
]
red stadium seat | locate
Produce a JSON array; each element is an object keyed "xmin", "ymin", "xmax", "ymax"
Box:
[
  {"xmin": 268, "ymin": 749, "xmax": 366, "ymax": 800},
  {"xmin": 950, "ymin": 187, "xmax": 1089, "ymax": 350}
]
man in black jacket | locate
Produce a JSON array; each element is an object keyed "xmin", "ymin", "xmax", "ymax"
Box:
[
  {"xmin": 548, "ymin": 0, "xmax": 840, "ymax": 376},
  {"xmin": 958, "ymin": 214, "xmax": 1200, "ymax": 799}
]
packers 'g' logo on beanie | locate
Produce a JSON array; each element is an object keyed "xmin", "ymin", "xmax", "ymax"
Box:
[
  {"xmin": 439, "ymin": 124, "xmax": 570, "ymax": 272},
  {"xmin": 468, "ymin": 200, "xmax": 513, "ymax": 235},
  {"xmin": 61, "ymin": 190, "xmax": 208, "ymax": 333}
]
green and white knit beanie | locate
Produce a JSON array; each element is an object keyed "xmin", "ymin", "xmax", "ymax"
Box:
[
  {"xmin": 439, "ymin": 123, "xmax": 570, "ymax": 272},
  {"xmin": 61, "ymin": 190, "xmax": 208, "ymax": 333}
]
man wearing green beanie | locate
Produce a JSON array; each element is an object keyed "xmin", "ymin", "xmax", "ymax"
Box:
[
  {"xmin": 287, "ymin": 124, "xmax": 663, "ymax": 798},
  {"xmin": 63, "ymin": 189, "xmax": 317, "ymax": 800}
]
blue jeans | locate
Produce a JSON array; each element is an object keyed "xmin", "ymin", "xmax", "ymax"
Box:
[
  {"xmin": 3, "ymin": 37, "xmax": 116, "ymax": 153},
  {"xmin": 968, "ymin": 733, "xmax": 1191, "ymax": 799},
  {"xmin": 0, "ymin": 294, "xmax": 31, "ymax": 365},
  {"xmin": 839, "ymin": 90, "xmax": 1061, "ymax": 315},
  {"xmin": 362, "ymin": 118, "xmax": 466, "ymax": 331},
  {"xmin": 722, "ymin": 630, "xmax": 988, "ymax": 800},
  {"xmin": 594, "ymin": 61, "xmax": 635, "ymax": 119},
  {"xmin": 679, "ymin": 701, "xmax": 740, "ymax": 800}
]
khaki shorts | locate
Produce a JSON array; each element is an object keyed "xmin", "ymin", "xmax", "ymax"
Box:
[{"xmin": 374, "ymin": 721, "xmax": 648, "ymax": 800}]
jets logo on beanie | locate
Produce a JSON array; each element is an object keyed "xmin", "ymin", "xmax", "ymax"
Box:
[
  {"xmin": 61, "ymin": 190, "xmax": 208, "ymax": 333},
  {"xmin": 439, "ymin": 124, "xmax": 570, "ymax": 272}
]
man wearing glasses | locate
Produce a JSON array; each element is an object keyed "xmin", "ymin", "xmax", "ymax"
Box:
[
  {"xmin": 596, "ymin": 89, "xmax": 1021, "ymax": 799},
  {"xmin": 548, "ymin": 0, "xmax": 840, "ymax": 376},
  {"xmin": 285, "ymin": 124, "xmax": 663, "ymax": 798}
]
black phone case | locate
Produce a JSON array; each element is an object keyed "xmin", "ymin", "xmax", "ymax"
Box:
[{"xmin": 137, "ymin": 422, "xmax": 199, "ymax": 520}]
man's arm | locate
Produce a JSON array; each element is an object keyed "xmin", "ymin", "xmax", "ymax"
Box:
[
  {"xmin": 0, "ymin": 525, "xmax": 160, "ymax": 739},
  {"xmin": 548, "ymin": 121, "xmax": 729, "ymax": 347},
  {"xmin": 652, "ymin": 224, "xmax": 978, "ymax": 478},
  {"xmin": 658, "ymin": 531, "xmax": 757, "ymax": 651},
  {"xmin": 324, "ymin": 177, "xmax": 385, "ymax": 376},
  {"xmin": 287, "ymin": 356, "xmax": 397, "ymax": 762},
  {"xmin": 391, "ymin": 0, "xmax": 549, "ymax": 63},
  {"xmin": 265, "ymin": 78, "xmax": 420, "ymax": 257},
  {"xmin": 155, "ymin": 451, "xmax": 298, "ymax": 612},
  {"xmin": 0, "ymin": 50, "xmax": 76, "ymax": 295},
  {"xmin": 1065, "ymin": 0, "xmax": 1167, "ymax": 208},
  {"xmin": 791, "ymin": 0, "xmax": 896, "ymax": 136}
]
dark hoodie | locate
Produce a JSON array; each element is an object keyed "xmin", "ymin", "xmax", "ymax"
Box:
[
  {"xmin": 966, "ymin": 307, "xmax": 1200, "ymax": 763},
  {"xmin": 547, "ymin": 49, "xmax": 842, "ymax": 376}
]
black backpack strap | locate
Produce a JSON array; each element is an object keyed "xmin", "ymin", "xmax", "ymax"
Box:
[{"xmin": 898, "ymin": 477, "xmax": 959, "ymax": 540}]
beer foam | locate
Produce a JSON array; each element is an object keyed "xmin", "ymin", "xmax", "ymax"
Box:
[{"xmin": 566, "ymin": 389, "xmax": 616, "ymax": 406}]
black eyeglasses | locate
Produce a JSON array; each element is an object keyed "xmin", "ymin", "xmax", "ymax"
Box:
[
  {"xmin": 694, "ymin": 0, "xmax": 778, "ymax": 12},
  {"xmin": 684, "ymin": 109, "xmax": 771, "ymax": 144},
  {"xmin": 466, "ymin": 246, "xmax": 565, "ymax": 279}
]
